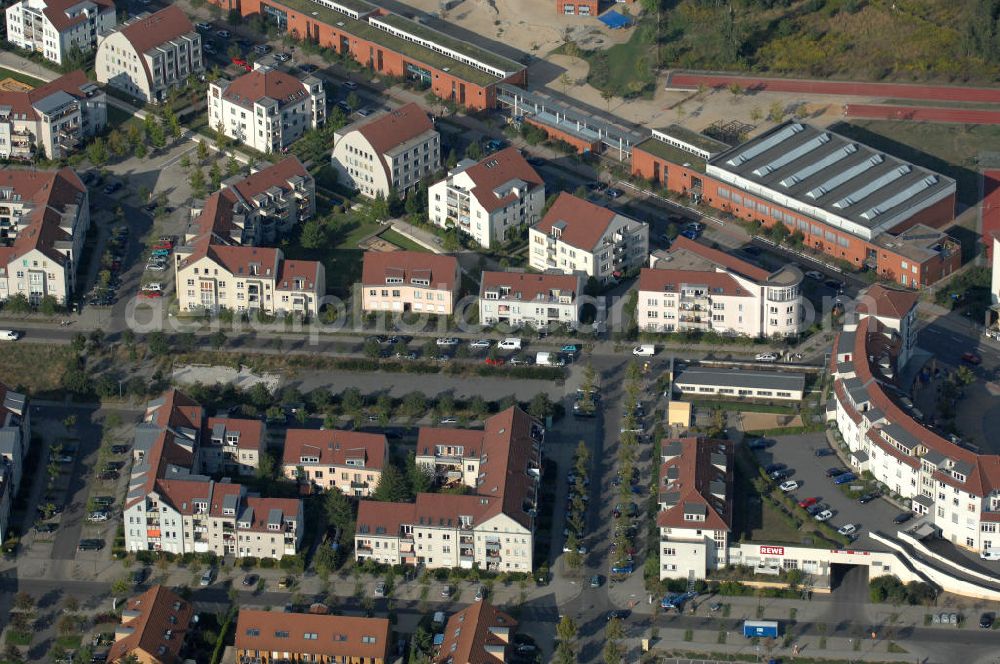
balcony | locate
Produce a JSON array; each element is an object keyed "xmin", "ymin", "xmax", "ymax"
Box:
[{"xmin": 357, "ymin": 545, "xmax": 373, "ymax": 554}]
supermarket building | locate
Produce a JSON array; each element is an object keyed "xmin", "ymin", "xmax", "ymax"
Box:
[{"xmin": 209, "ymin": 0, "xmax": 526, "ymax": 110}]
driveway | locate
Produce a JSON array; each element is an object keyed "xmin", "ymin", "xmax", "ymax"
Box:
[{"xmin": 752, "ymin": 431, "xmax": 908, "ymax": 549}]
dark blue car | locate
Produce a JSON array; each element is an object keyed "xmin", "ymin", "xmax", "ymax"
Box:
[{"xmin": 834, "ymin": 472, "xmax": 857, "ymax": 485}]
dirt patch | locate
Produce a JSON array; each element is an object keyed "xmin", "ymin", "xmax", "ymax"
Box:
[
  {"xmin": 0, "ymin": 77, "xmax": 33, "ymax": 92},
  {"xmin": 359, "ymin": 235, "xmax": 401, "ymax": 252},
  {"xmin": 740, "ymin": 412, "xmax": 804, "ymax": 431},
  {"xmin": 0, "ymin": 342, "xmax": 73, "ymax": 394}
]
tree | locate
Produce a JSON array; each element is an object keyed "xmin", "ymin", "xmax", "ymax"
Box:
[
  {"xmin": 190, "ymin": 168, "xmax": 206, "ymax": 198},
  {"xmin": 563, "ymin": 533, "xmax": 582, "ymax": 569},
  {"xmin": 445, "ymin": 148, "xmax": 458, "ymax": 169},
  {"xmin": 956, "ymin": 365, "xmax": 976, "ymax": 386},
  {"xmin": 147, "ymin": 331, "xmax": 170, "ymax": 356},
  {"xmin": 86, "ymin": 137, "xmax": 109, "ymax": 165},
  {"xmin": 256, "ymin": 451, "xmax": 276, "ymax": 480},
  {"xmin": 210, "ymin": 330, "xmax": 227, "ymax": 349},
  {"xmin": 601, "ymin": 88, "xmax": 614, "ymax": 111},
  {"xmin": 464, "ymin": 140, "xmax": 482, "ymax": 161},
  {"xmin": 226, "ymin": 154, "xmax": 241, "ymax": 177},
  {"xmin": 574, "ymin": 440, "xmax": 590, "ymax": 477},
  {"xmin": 63, "ymin": 595, "xmax": 79, "ymax": 614},
  {"xmin": 324, "ymin": 488, "xmax": 354, "ymax": 531},
  {"xmin": 363, "ymin": 193, "xmax": 390, "ymax": 224},
  {"xmin": 12, "ymin": 592, "xmax": 33, "ymax": 613},
  {"xmin": 180, "ymin": 154, "xmax": 191, "ymax": 170},
  {"xmin": 197, "ymin": 140, "xmax": 209, "ymax": 162},
  {"xmin": 111, "ymin": 576, "xmax": 131, "ymax": 595},
  {"xmin": 372, "ymin": 464, "xmax": 411, "ymax": 502},
  {"xmin": 602, "ymin": 639, "xmax": 624, "ymax": 664},
  {"xmin": 56, "ymin": 613, "xmax": 79, "ymax": 636},
  {"xmin": 346, "ymin": 91, "xmax": 360, "ymax": 112},
  {"xmin": 4, "ymin": 293, "xmax": 30, "ymax": 314},
  {"xmin": 363, "ymin": 339, "xmax": 381, "ymax": 359},
  {"xmin": 750, "ymin": 106, "xmax": 763, "ymax": 123},
  {"xmin": 300, "ymin": 219, "xmax": 326, "ymax": 249},
  {"xmin": 209, "ymin": 161, "xmax": 222, "ymax": 190},
  {"xmin": 468, "ymin": 395, "xmax": 489, "ymax": 420},
  {"xmin": 341, "ymin": 387, "xmax": 363, "ymax": 414},
  {"xmin": 38, "ymin": 295, "xmax": 59, "ymax": 316},
  {"xmin": 401, "ymin": 391, "xmax": 427, "ymax": 418},
  {"xmin": 3, "ymin": 643, "xmax": 22, "ymax": 663},
  {"xmin": 527, "ymin": 392, "xmax": 553, "ymax": 420},
  {"xmin": 768, "ymin": 100, "xmax": 785, "ymax": 123},
  {"xmin": 559, "ymin": 73, "xmax": 573, "ymax": 94},
  {"xmin": 554, "ymin": 616, "xmax": 578, "ymax": 664}
]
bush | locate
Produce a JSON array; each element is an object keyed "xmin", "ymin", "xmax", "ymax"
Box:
[
  {"xmin": 260, "ymin": 558, "xmax": 276, "ymax": 569},
  {"xmin": 240, "ymin": 557, "xmax": 259, "ymax": 569},
  {"xmin": 279, "ymin": 554, "xmax": 305, "ymax": 573}
]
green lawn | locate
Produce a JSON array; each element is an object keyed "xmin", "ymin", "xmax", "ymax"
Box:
[
  {"xmin": 567, "ymin": 24, "xmax": 657, "ymax": 98},
  {"xmin": 0, "ymin": 67, "xmax": 45, "ymax": 89},
  {"xmin": 379, "ymin": 228, "xmax": 428, "ymax": 252},
  {"xmin": 283, "ymin": 213, "xmax": 380, "ymax": 296}
]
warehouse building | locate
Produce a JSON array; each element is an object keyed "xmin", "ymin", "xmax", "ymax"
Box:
[{"xmin": 673, "ymin": 367, "xmax": 806, "ymax": 402}]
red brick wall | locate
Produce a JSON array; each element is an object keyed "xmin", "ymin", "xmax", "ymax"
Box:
[
  {"xmin": 876, "ymin": 240, "xmax": 960, "ymax": 288},
  {"xmin": 234, "ymin": 0, "xmax": 499, "ymax": 111},
  {"xmin": 631, "ymin": 146, "xmax": 702, "ymax": 195},
  {"xmin": 524, "ymin": 117, "xmax": 600, "ymax": 154},
  {"xmin": 554, "ymin": 0, "xmax": 600, "ymax": 15},
  {"xmin": 879, "ymin": 193, "xmax": 956, "ymax": 234}
]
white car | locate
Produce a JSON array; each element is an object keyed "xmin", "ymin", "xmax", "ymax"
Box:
[
  {"xmin": 87, "ymin": 511, "xmax": 110, "ymax": 522},
  {"xmin": 779, "ymin": 480, "xmax": 799, "ymax": 492},
  {"xmin": 684, "ymin": 222, "xmax": 705, "ymax": 232},
  {"xmin": 469, "ymin": 339, "xmax": 492, "ymax": 349},
  {"xmin": 805, "ymin": 270, "xmax": 824, "ymax": 280},
  {"xmin": 199, "ymin": 569, "xmax": 214, "ymax": 586},
  {"xmin": 435, "ymin": 337, "xmax": 459, "ymax": 346},
  {"xmin": 814, "ymin": 510, "xmax": 833, "ymax": 522},
  {"xmin": 196, "ymin": 22, "xmax": 212, "ymax": 30},
  {"xmin": 0, "ymin": 330, "xmax": 21, "ymax": 341},
  {"xmin": 755, "ymin": 352, "xmax": 778, "ymax": 362},
  {"xmin": 274, "ymin": 52, "xmax": 292, "ymax": 62},
  {"xmin": 146, "ymin": 262, "xmax": 167, "ymax": 272},
  {"xmin": 142, "ymin": 283, "xmax": 163, "ymax": 292},
  {"xmin": 632, "ymin": 345, "xmax": 655, "ymax": 357},
  {"xmin": 837, "ymin": 524, "xmax": 857, "ymax": 536}
]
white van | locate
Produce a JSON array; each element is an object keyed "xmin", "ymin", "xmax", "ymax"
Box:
[
  {"xmin": 632, "ymin": 344, "xmax": 655, "ymax": 357},
  {"xmin": 498, "ymin": 337, "xmax": 522, "ymax": 350},
  {"xmin": 0, "ymin": 330, "xmax": 21, "ymax": 341},
  {"xmin": 981, "ymin": 548, "xmax": 1000, "ymax": 560},
  {"xmin": 536, "ymin": 352, "xmax": 552, "ymax": 366}
]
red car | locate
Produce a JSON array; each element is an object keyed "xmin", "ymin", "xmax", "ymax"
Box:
[
  {"xmin": 485, "ymin": 357, "xmax": 505, "ymax": 367},
  {"xmin": 152, "ymin": 242, "xmax": 173, "ymax": 251},
  {"xmin": 798, "ymin": 497, "xmax": 819, "ymax": 509},
  {"xmin": 140, "ymin": 290, "xmax": 163, "ymax": 298},
  {"xmin": 961, "ymin": 352, "xmax": 981, "ymax": 365},
  {"xmin": 231, "ymin": 58, "xmax": 252, "ymax": 71}
]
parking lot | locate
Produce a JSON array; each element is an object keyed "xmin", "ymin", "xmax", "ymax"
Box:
[{"xmin": 752, "ymin": 431, "xmax": 910, "ymax": 549}]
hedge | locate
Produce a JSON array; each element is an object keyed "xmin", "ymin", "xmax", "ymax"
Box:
[{"xmin": 210, "ymin": 607, "xmax": 237, "ymax": 664}]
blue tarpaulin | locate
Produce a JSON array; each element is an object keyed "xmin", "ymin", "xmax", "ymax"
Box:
[{"xmin": 599, "ymin": 10, "xmax": 632, "ymax": 29}]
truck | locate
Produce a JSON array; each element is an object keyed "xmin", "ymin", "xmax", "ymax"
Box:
[{"xmin": 742, "ymin": 620, "xmax": 779, "ymax": 638}]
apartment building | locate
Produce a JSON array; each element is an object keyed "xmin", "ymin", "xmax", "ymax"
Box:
[
  {"xmin": 831, "ymin": 290, "xmax": 1000, "ymax": 554},
  {"xmin": 0, "ymin": 383, "xmax": 28, "ymax": 543},
  {"xmin": 208, "ymin": 63, "xmax": 325, "ymax": 154},
  {"xmin": 528, "ymin": 192, "xmax": 648, "ymax": 283},
  {"xmin": 355, "ymin": 407, "xmax": 543, "ymax": 572},
  {"xmin": 0, "ymin": 70, "xmax": 107, "ymax": 161},
  {"xmin": 657, "ymin": 437, "xmax": 733, "ymax": 580},
  {"xmin": 235, "ymin": 611, "xmax": 390, "ymax": 664},
  {"xmin": 282, "ymin": 429, "xmax": 387, "ymax": 497},
  {"xmin": 174, "ymin": 158, "xmax": 324, "ymax": 317},
  {"xmin": 95, "ymin": 6, "xmax": 204, "ymax": 104},
  {"xmin": 122, "ymin": 390, "xmax": 304, "ymax": 559},
  {"xmin": 0, "ymin": 167, "xmax": 90, "ymax": 305},
  {"xmin": 360, "ymin": 250, "xmax": 459, "ymax": 316},
  {"xmin": 107, "ymin": 585, "xmax": 193, "ymax": 664},
  {"xmin": 428, "ymin": 147, "xmax": 545, "ymax": 248},
  {"xmin": 331, "ymin": 102, "xmax": 440, "ymax": 198},
  {"xmin": 639, "ymin": 236, "xmax": 806, "ymax": 337},
  {"xmin": 5, "ymin": 0, "xmax": 116, "ymax": 66},
  {"xmin": 199, "ymin": 417, "xmax": 264, "ymax": 477},
  {"xmin": 632, "ymin": 122, "xmax": 960, "ymax": 288},
  {"xmin": 479, "ymin": 270, "xmax": 584, "ymax": 329},
  {"xmin": 435, "ymin": 601, "xmax": 517, "ymax": 664}
]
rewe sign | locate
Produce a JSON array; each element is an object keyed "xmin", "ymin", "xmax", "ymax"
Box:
[{"xmin": 760, "ymin": 545, "xmax": 785, "ymax": 556}]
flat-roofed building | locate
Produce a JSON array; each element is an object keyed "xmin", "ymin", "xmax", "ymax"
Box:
[
  {"xmin": 235, "ymin": 610, "xmax": 390, "ymax": 664},
  {"xmin": 672, "ymin": 367, "xmax": 806, "ymax": 402},
  {"xmin": 428, "ymin": 147, "xmax": 544, "ymax": 248}
]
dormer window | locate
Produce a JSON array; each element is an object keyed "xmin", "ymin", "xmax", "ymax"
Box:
[
  {"xmin": 238, "ymin": 520, "xmax": 251, "ymax": 529},
  {"xmin": 300, "ymin": 455, "xmax": 319, "ymax": 464},
  {"xmin": 226, "ymin": 432, "xmax": 239, "ymax": 445},
  {"xmin": 385, "ymin": 277, "xmax": 403, "ymax": 284},
  {"xmin": 411, "ymin": 278, "xmax": 430, "ymax": 287},
  {"xmin": 222, "ymin": 507, "xmax": 235, "ymax": 516},
  {"xmin": 268, "ymin": 522, "xmax": 280, "ymax": 531}
]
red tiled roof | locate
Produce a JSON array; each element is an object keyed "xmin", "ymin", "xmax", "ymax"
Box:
[
  {"xmin": 357, "ymin": 500, "xmax": 417, "ymax": 537},
  {"xmin": 206, "ymin": 417, "xmax": 264, "ymax": 451},
  {"xmin": 833, "ymin": 381, "xmax": 862, "ymax": 425},
  {"xmin": 282, "ymin": 429, "xmax": 387, "ymax": 470},
  {"xmin": 145, "ymin": 389, "xmax": 203, "ymax": 431},
  {"xmin": 229, "ymin": 156, "xmax": 308, "ymax": 202},
  {"xmin": 241, "ymin": 496, "xmax": 300, "ymax": 532},
  {"xmin": 459, "ymin": 147, "xmax": 543, "ymax": 213},
  {"xmin": 107, "ymin": 585, "xmax": 192, "ymax": 664},
  {"xmin": 221, "ymin": 68, "xmax": 309, "ymax": 108},
  {"xmin": 656, "ymin": 437, "xmax": 732, "ymax": 531},
  {"xmin": 275, "ymin": 259, "xmax": 322, "ymax": 291},
  {"xmin": 0, "ymin": 70, "xmax": 95, "ymax": 121},
  {"xmin": 0, "ymin": 167, "xmax": 86, "ymax": 268},
  {"xmin": 117, "ymin": 6, "xmax": 195, "ymax": 88},
  {"xmin": 42, "ymin": 0, "xmax": 114, "ymax": 32},
  {"xmin": 205, "ymin": 244, "xmax": 279, "ymax": 277},
  {"xmin": 235, "ymin": 610, "xmax": 390, "ymax": 661},
  {"xmin": 435, "ymin": 601, "xmax": 517, "ymax": 664},
  {"xmin": 667, "ymin": 235, "xmax": 771, "ymax": 281},
  {"xmin": 480, "ymin": 270, "xmax": 580, "ymax": 301},
  {"xmin": 354, "ymin": 102, "xmax": 434, "ymax": 157},
  {"xmin": 532, "ymin": 192, "xmax": 617, "ymax": 251},
  {"xmin": 417, "ymin": 427, "xmax": 486, "ymax": 458},
  {"xmin": 638, "ymin": 267, "xmax": 752, "ymax": 297},
  {"xmin": 856, "ymin": 284, "xmax": 918, "ymax": 319},
  {"xmin": 361, "ymin": 250, "xmax": 458, "ymax": 291}
]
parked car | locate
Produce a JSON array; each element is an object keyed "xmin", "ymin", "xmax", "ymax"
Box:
[
  {"xmin": 747, "ymin": 437, "xmax": 774, "ymax": 450},
  {"xmin": 833, "ymin": 472, "xmax": 857, "ymax": 485},
  {"xmin": 770, "ymin": 469, "xmax": 792, "ymax": 481},
  {"xmin": 755, "ymin": 352, "xmax": 778, "ymax": 362},
  {"xmin": 779, "ymin": 480, "xmax": 799, "ymax": 492},
  {"xmin": 35, "ymin": 523, "xmax": 58, "ymax": 533},
  {"xmin": 374, "ymin": 581, "xmax": 386, "ymax": 597},
  {"xmin": 440, "ymin": 585, "xmax": 453, "ymax": 598},
  {"xmin": 814, "ymin": 509, "xmax": 833, "ymax": 522},
  {"xmin": 590, "ymin": 575, "xmax": 602, "ymax": 588},
  {"xmin": 274, "ymin": 52, "xmax": 291, "ymax": 62},
  {"xmin": 216, "ymin": 29, "xmax": 231, "ymax": 38},
  {"xmin": 93, "ymin": 496, "xmax": 114, "ymax": 507},
  {"xmin": 798, "ymin": 497, "xmax": 819, "ymax": 508},
  {"xmin": 474, "ymin": 586, "xmax": 486, "ymax": 601},
  {"xmin": 980, "ymin": 612, "xmax": 994, "ymax": 629},
  {"xmin": 132, "ymin": 568, "xmax": 148, "ymax": 586},
  {"xmin": 814, "ymin": 448, "xmax": 836, "ymax": 457},
  {"xmin": 893, "ymin": 512, "xmax": 913, "ymax": 524},
  {"xmin": 961, "ymin": 352, "xmax": 982, "ymax": 365},
  {"xmin": 632, "ymin": 345, "xmax": 655, "ymax": 357},
  {"xmin": 242, "ymin": 574, "xmax": 259, "ymax": 586},
  {"xmin": 300, "ymin": 63, "xmax": 318, "ymax": 73},
  {"xmin": 435, "ymin": 337, "xmax": 459, "ymax": 346},
  {"xmin": 838, "ymin": 524, "xmax": 857, "ymax": 536},
  {"xmin": 87, "ymin": 511, "xmax": 110, "ymax": 522},
  {"xmin": 199, "ymin": 569, "xmax": 214, "ymax": 586},
  {"xmin": 680, "ymin": 229, "xmax": 699, "ymax": 240},
  {"xmin": 253, "ymin": 44, "xmax": 272, "ymax": 55},
  {"xmin": 765, "ymin": 463, "xmax": 787, "ymax": 474},
  {"xmin": 343, "ymin": 80, "xmax": 359, "ymax": 90},
  {"xmin": 561, "ymin": 344, "xmax": 581, "ymax": 354},
  {"xmin": 806, "ymin": 503, "xmax": 826, "ymax": 517},
  {"xmin": 196, "ymin": 21, "xmax": 212, "ymax": 30},
  {"xmin": 469, "ymin": 339, "xmax": 492, "ymax": 349},
  {"xmin": 99, "ymin": 471, "xmax": 120, "ymax": 481},
  {"xmin": 605, "ymin": 188, "xmax": 623, "ymax": 199},
  {"xmin": 102, "ymin": 182, "xmax": 121, "ymax": 195},
  {"xmin": 858, "ymin": 493, "xmax": 878, "ymax": 504},
  {"xmin": 78, "ymin": 539, "xmax": 104, "ymax": 551},
  {"xmin": 826, "ymin": 467, "xmax": 847, "ymax": 478},
  {"xmin": 805, "ymin": 270, "xmax": 824, "ymax": 280}
]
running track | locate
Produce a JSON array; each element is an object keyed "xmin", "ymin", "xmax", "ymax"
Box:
[
  {"xmin": 983, "ymin": 171, "xmax": 1000, "ymax": 258},
  {"xmin": 843, "ymin": 104, "xmax": 1000, "ymax": 125},
  {"xmin": 667, "ymin": 72, "xmax": 1000, "ymax": 104}
]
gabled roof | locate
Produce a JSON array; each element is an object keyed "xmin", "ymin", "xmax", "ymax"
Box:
[
  {"xmin": 351, "ymin": 102, "xmax": 435, "ymax": 157},
  {"xmin": 206, "ymin": 417, "xmax": 264, "ymax": 451},
  {"xmin": 275, "ymin": 259, "xmax": 322, "ymax": 291},
  {"xmin": 107, "ymin": 585, "xmax": 193, "ymax": 664},
  {"xmin": 656, "ymin": 437, "xmax": 733, "ymax": 531},
  {"xmin": 118, "ymin": 5, "xmax": 195, "ymax": 57},
  {"xmin": 667, "ymin": 235, "xmax": 771, "ymax": 282},
  {"xmin": 282, "ymin": 429, "xmax": 387, "ymax": 470},
  {"xmin": 235, "ymin": 610, "xmax": 390, "ymax": 661},
  {"xmin": 229, "ymin": 156, "xmax": 309, "ymax": 202},
  {"xmin": 41, "ymin": 0, "xmax": 115, "ymax": 32},
  {"xmin": 0, "ymin": 166, "xmax": 86, "ymax": 268},
  {"xmin": 638, "ymin": 267, "xmax": 752, "ymax": 297},
  {"xmin": 532, "ymin": 192, "xmax": 618, "ymax": 252},
  {"xmin": 455, "ymin": 147, "xmax": 544, "ymax": 213},
  {"xmin": 0, "ymin": 70, "xmax": 97, "ymax": 122},
  {"xmin": 219, "ymin": 68, "xmax": 310, "ymax": 109},
  {"xmin": 356, "ymin": 500, "xmax": 416, "ymax": 537},
  {"xmin": 856, "ymin": 284, "xmax": 918, "ymax": 320},
  {"xmin": 480, "ymin": 270, "xmax": 581, "ymax": 302},
  {"xmin": 204, "ymin": 244, "xmax": 280, "ymax": 277},
  {"xmin": 361, "ymin": 250, "xmax": 458, "ymax": 291},
  {"xmin": 435, "ymin": 601, "xmax": 517, "ymax": 664}
]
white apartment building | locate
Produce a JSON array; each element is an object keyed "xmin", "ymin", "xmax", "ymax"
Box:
[
  {"xmin": 5, "ymin": 0, "xmax": 115, "ymax": 66},
  {"xmin": 282, "ymin": 429, "xmax": 387, "ymax": 497},
  {"xmin": 95, "ymin": 6, "xmax": 204, "ymax": 104},
  {"xmin": 479, "ymin": 270, "xmax": 583, "ymax": 329},
  {"xmin": 331, "ymin": 102, "xmax": 440, "ymax": 198},
  {"xmin": 428, "ymin": 147, "xmax": 544, "ymax": 248},
  {"xmin": 657, "ymin": 437, "xmax": 733, "ymax": 580},
  {"xmin": 529, "ymin": 192, "xmax": 648, "ymax": 283},
  {"xmin": 199, "ymin": 417, "xmax": 264, "ymax": 477},
  {"xmin": 0, "ymin": 70, "xmax": 106, "ymax": 161},
  {"xmin": 360, "ymin": 250, "xmax": 459, "ymax": 316},
  {"xmin": 208, "ymin": 64, "xmax": 325, "ymax": 154},
  {"xmin": 123, "ymin": 390, "xmax": 304, "ymax": 558},
  {"xmin": 0, "ymin": 383, "xmax": 28, "ymax": 543},
  {"xmin": 638, "ymin": 236, "xmax": 806, "ymax": 338},
  {"xmin": 356, "ymin": 408, "xmax": 543, "ymax": 572},
  {"xmin": 830, "ymin": 289, "xmax": 1000, "ymax": 554},
  {"xmin": 0, "ymin": 167, "xmax": 90, "ymax": 305}
]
